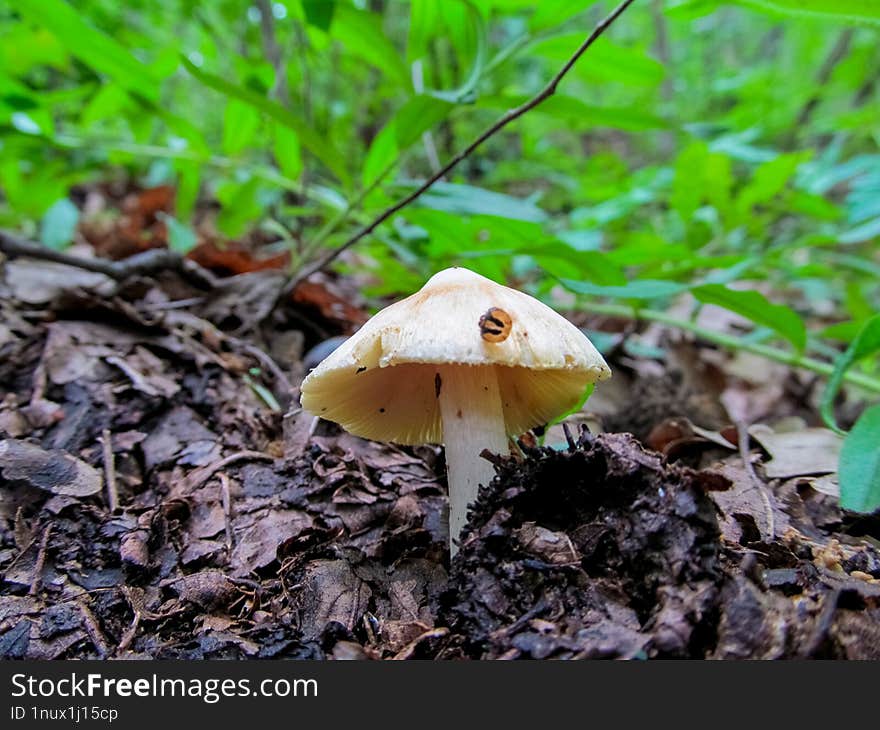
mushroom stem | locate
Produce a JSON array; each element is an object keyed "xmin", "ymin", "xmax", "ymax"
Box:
[{"xmin": 437, "ymin": 364, "xmax": 508, "ymax": 555}]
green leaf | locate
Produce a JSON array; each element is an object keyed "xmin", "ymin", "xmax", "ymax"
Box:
[
  {"xmin": 671, "ymin": 142, "xmax": 708, "ymax": 220},
  {"xmin": 737, "ymin": 151, "xmax": 811, "ymax": 216},
  {"xmin": 175, "ymin": 161, "xmax": 201, "ymax": 222},
  {"xmin": 533, "ymin": 242, "xmax": 626, "ymax": 287},
  {"xmin": 479, "ymin": 94, "xmax": 666, "ymax": 132},
  {"xmin": 273, "ymin": 123, "xmax": 303, "ymax": 181},
  {"xmin": 363, "ymin": 95, "xmax": 455, "ymax": 188},
  {"xmin": 330, "ymin": 5, "xmax": 410, "ymax": 88},
  {"xmin": 216, "ymin": 178, "xmax": 263, "ymax": 238},
  {"xmin": 157, "ymin": 213, "xmax": 198, "ymax": 254},
  {"xmin": 414, "ymin": 182, "xmax": 548, "ymax": 222},
  {"xmin": 820, "ymin": 314, "xmax": 880, "ymax": 433},
  {"xmin": 839, "ymin": 404, "xmax": 880, "ymax": 513},
  {"xmin": 15, "ymin": 0, "xmax": 160, "ymax": 101},
  {"xmin": 692, "ymin": 284, "xmax": 807, "ymax": 352},
  {"xmin": 302, "ymin": 0, "xmax": 336, "ymax": 31},
  {"xmin": 530, "ymin": 35, "xmax": 665, "ymax": 86},
  {"xmin": 222, "ymin": 99, "xmax": 260, "ymax": 156},
  {"xmin": 530, "ymin": 0, "xmax": 593, "ymax": 31},
  {"xmin": 39, "ymin": 197, "xmax": 79, "ymax": 250},
  {"xmin": 182, "ymin": 57, "xmax": 350, "ymax": 186},
  {"xmin": 560, "ymin": 279, "xmax": 689, "ymax": 300},
  {"xmin": 736, "ymin": 0, "xmax": 880, "ymax": 26}
]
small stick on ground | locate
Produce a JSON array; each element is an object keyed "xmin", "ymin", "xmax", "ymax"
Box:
[
  {"xmin": 735, "ymin": 421, "xmax": 775, "ymax": 541},
  {"xmin": 219, "ymin": 472, "xmax": 235, "ymax": 552},
  {"xmin": 77, "ymin": 601, "xmax": 111, "ymax": 658},
  {"xmin": 184, "ymin": 450, "xmax": 274, "ymax": 492},
  {"xmin": 28, "ymin": 525, "xmax": 52, "ymax": 597},
  {"xmin": 116, "ymin": 587, "xmax": 143, "ymax": 654},
  {"xmin": 0, "ymin": 229, "xmax": 219, "ymax": 289},
  {"xmin": 101, "ymin": 429, "xmax": 119, "ymax": 513}
]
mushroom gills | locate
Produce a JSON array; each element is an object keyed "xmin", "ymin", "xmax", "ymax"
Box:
[{"xmin": 436, "ymin": 364, "xmax": 509, "ymax": 554}]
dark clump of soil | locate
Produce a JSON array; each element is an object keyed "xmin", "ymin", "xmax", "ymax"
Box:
[
  {"xmin": 444, "ymin": 430, "xmax": 723, "ymax": 659},
  {"xmin": 439, "ymin": 430, "xmax": 880, "ymax": 660}
]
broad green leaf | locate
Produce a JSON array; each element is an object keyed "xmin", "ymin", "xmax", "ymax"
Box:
[
  {"xmin": 479, "ymin": 94, "xmax": 666, "ymax": 132},
  {"xmin": 216, "ymin": 178, "xmax": 263, "ymax": 238},
  {"xmin": 330, "ymin": 5, "xmax": 410, "ymax": 88},
  {"xmin": 737, "ymin": 0, "xmax": 880, "ymax": 26},
  {"xmin": 273, "ymin": 124, "xmax": 303, "ymax": 181},
  {"xmin": 671, "ymin": 142, "xmax": 708, "ymax": 220},
  {"xmin": 15, "ymin": 0, "xmax": 160, "ymax": 101},
  {"xmin": 840, "ymin": 216, "xmax": 880, "ymax": 244},
  {"xmin": 408, "ymin": 0, "xmax": 441, "ymax": 62},
  {"xmin": 222, "ymin": 99, "xmax": 260, "ymax": 156},
  {"xmin": 414, "ymin": 182, "xmax": 548, "ymax": 222},
  {"xmin": 561, "ymin": 279, "xmax": 689, "ymax": 300},
  {"xmin": 157, "ymin": 213, "xmax": 198, "ymax": 253},
  {"xmin": 182, "ymin": 57, "xmax": 350, "ymax": 186},
  {"xmin": 692, "ymin": 284, "xmax": 807, "ymax": 352},
  {"xmin": 362, "ymin": 95, "xmax": 455, "ymax": 188},
  {"xmin": 39, "ymin": 197, "xmax": 79, "ymax": 250},
  {"xmin": 408, "ymin": 1, "xmax": 487, "ymax": 102},
  {"xmin": 533, "ymin": 242, "xmax": 626, "ymax": 287},
  {"xmin": 530, "ymin": 35, "xmax": 665, "ymax": 86},
  {"xmin": 820, "ymin": 315, "xmax": 880, "ymax": 433},
  {"xmin": 302, "ymin": 0, "xmax": 336, "ymax": 30},
  {"xmin": 839, "ymin": 404, "xmax": 880, "ymax": 513},
  {"xmin": 737, "ymin": 151, "xmax": 811, "ymax": 216},
  {"xmin": 530, "ymin": 0, "xmax": 593, "ymax": 31},
  {"xmin": 175, "ymin": 161, "xmax": 200, "ymax": 222}
]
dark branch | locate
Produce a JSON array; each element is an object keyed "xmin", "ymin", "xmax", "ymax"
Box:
[
  {"xmin": 0, "ymin": 229, "xmax": 219, "ymax": 289},
  {"xmin": 279, "ymin": 0, "xmax": 638, "ymax": 301}
]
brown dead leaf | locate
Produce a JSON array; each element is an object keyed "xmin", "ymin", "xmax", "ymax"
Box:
[
  {"xmin": 0, "ymin": 439, "xmax": 102, "ymax": 497},
  {"xmin": 230, "ymin": 510, "xmax": 311, "ymax": 573},
  {"xmin": 750, "ymin": 423, "xmax": 842, "ymax": 478},
  {"xmin": 297, "ymin": 560, "xmax": 371, "ymax": 640},
  {"xmin": 3, "ymin": 261, "xmax": 116, "ymax": 305}
]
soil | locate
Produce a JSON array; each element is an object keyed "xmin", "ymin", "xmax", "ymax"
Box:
[{"xmin": 1, "ymin": 257, "xmax": 879, "ymax": 660}]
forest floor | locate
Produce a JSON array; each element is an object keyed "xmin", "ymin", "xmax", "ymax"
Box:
[{"xmin": 1, "ymin": 211, "xmax": 879, "ymax": 659}]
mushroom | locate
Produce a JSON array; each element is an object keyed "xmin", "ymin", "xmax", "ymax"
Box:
[{"xmin": 300, "ymin": 267, "xmax": 611, "ymax": 554}]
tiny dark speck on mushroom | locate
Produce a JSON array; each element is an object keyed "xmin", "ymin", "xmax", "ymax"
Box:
[
  {"xmin": 434, "ymin": 372, "xmax": 442, "ymax": 398},
  {"xmin": 356, "ymin": 366, "xmax": 367, "ymax": 373},
  {"xmin": 457, "ymin": 409, "xmax": 462, "ymax": 418},
  {"xmin": 379, "ymin": 407, "xmax": 386, "ymax": 413}
]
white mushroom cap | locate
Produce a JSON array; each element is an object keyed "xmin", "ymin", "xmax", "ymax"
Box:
[{"xmin": 300, "ymin": 267, "xmax": 611, "ymax": 444}]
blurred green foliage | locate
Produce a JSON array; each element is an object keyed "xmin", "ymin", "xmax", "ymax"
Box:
[{"xmin": 1, "ymin": 0, "xmax": 879, "ymax": 507}]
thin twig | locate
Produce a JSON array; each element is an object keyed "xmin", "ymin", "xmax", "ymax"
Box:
[
  {"xmin": 77, "ymin": 600, "xmax": 111, "ymax": 658},
  {"xmin": 116, "ymin": 587, "xmax": 142, "ymax": 654},
  {"xmin": 101, "ymin": 429, "xmax": 119, "ymax": 513},
  {"xmin": 184, "ymin": 450, "xmax": 274, "ymax": 492},
  {"xmin": 219, "ymin": 472, "xmax": 235, "ymax": 552},
  {"xmin": 735, "ymin": 421, "xmax": 775, "ymax": 541},
  {"xmin": 278, "ymin": 0, "xmax": 638, "ymax": 299},
  {"xmin": 0, "ymin": 230, "xmax": 219, "ymax": 289},
  {"xmin": 28, "ymin": 525, "xmax": 52, "ymax": 597}
]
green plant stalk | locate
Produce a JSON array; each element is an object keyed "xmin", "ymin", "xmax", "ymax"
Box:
[{"xmin": 580, "ymin": 301, "xmax": 880, "ymax": 395}]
